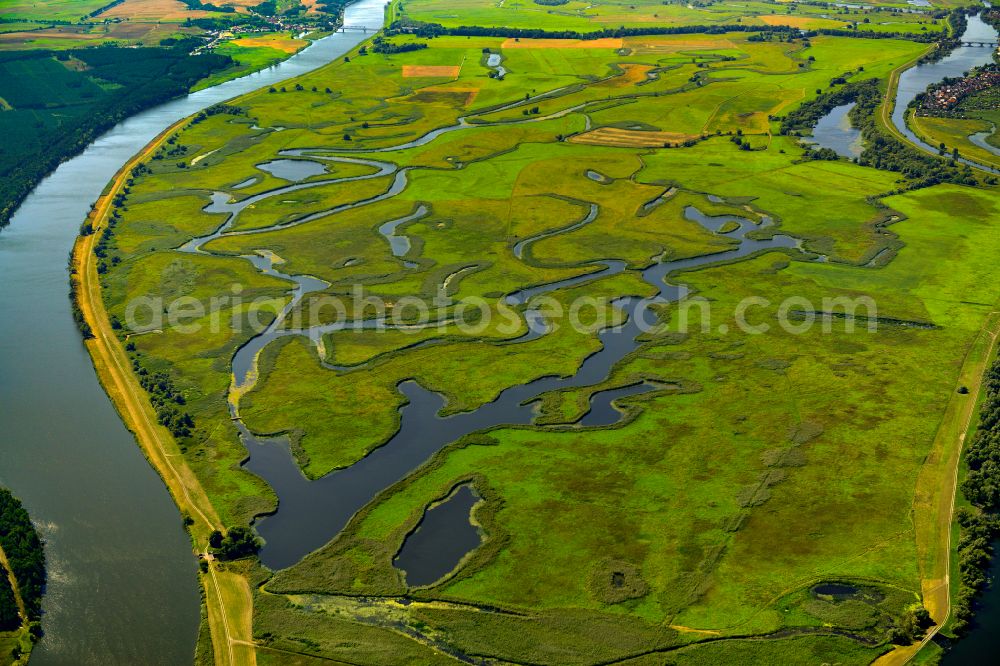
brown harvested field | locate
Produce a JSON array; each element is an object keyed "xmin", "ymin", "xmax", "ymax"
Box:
[
  {"xmin": 500, "ymin": 37, "xmax": 623, "ymax": 49},
  {"xmin": 102, "ymin": 0, "xmax": 212, "ymax": 21},
  {"xmin": 626, "ymin": 36, "xmax": 736, "ymax": 53},
  {"xmin": 231, "ymin": 35, "xmax": 308, "ymax": 53},
  {"xmin": 402, "ymin": 65, "xmax": 461, "ymax": 78},
  {"xmin": 569, "ymin": 127, "xmax": 697, "ymax": 148}
]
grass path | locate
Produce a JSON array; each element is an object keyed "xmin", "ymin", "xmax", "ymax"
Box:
[
  {"xmin": 0, "ymin": 544, "xmax": 27, "ymax": 627},
  {"xmin": 72, "ymin": 120, "xmax": 257, "ymax": 666},
  {"xmin": 874, "ymin": 310, "xmax": 1000, "ymax": 666}
]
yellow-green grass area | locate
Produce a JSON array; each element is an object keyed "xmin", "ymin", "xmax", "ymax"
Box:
[
  {"xmin": 638, "ymin": 134, "xmax": 906, "ymax": 263},
  {"xmin": 98, "ymin": 26, "xmax": 1000, "ymax": 663},
  {"xmin": 0, "ymin": 21, "xmax": 46, "ymax": 34},
  {"xmin": 910, "ymin": 112, "xmax": 1000, "ymax": 171},
  {"xmin": 0, "ymin": 626, "xmax": 32, "ymax": 665},
  {"xmin": 192, "ymin": 33, "xmax": 311, "ymax": 92},
  {"xmin": 396, "ymin": 0, "xmax": 947, "ymax": 35}
]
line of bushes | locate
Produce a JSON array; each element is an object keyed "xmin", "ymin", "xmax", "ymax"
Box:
[
  {"xmin": 128, "ymin": 356, "xmax": 196, "ymax": 439},
  {"xmin": 368, "ymin": 36, "xmax": 427, "ymax": 55},
  {"xmin": 208, "ymin": 527, "xmax": 261, "ymax": 561},
  {"xmin": 388, "ymin": 19, "xmax": 802, "ymax": 40},
  {"xmin": 85, "ymin": 0, "xmax": 125, "ymax": 19},
  {"xmin": 953, "ymin": 355, "xmax": 1000, "ymax": 634}
]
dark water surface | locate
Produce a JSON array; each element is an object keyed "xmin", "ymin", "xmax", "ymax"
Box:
[
  {"xmin": 0, "ymin": 0, "xmax": 388, "ymax": 662},
  {"xmin": 394, "ymin": 485, "xmax": 482, "ymax": 587},
  {"xmin": 808, "ymin": 103, "xmax": 864, "ymax": 158}
]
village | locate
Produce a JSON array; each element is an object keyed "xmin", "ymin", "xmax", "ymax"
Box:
[{"xmin": 918, "ymin": 62, "xmax": 1000, "ymax": 113}]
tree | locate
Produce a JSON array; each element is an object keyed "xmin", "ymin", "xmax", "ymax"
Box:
[{"xmin": 213, "ymin": 526, "xmax": 261, "ymax": 561}]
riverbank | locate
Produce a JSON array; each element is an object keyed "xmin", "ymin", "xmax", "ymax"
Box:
[
  {"xmin": 0, "ymin": 1, "xmax": 391, "ymax": 660},
  {"xmin": 71, "ymin": 117, "xmax": 257, "ymax": 666}
]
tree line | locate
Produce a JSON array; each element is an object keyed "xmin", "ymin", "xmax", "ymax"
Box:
[
  {"xmin": 388, "ymin": 19, "xmax": 945, "ymax": 42},
  {"xmin": 953, "ymin": 356, "xmax": 1000, "ymax": 634},
  {"xmin": 0, "ymin": 489, "xmax": 45, "ymax": 623}
]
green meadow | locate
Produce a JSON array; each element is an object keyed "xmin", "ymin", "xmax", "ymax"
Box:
[{"xmin": 97, "ymin": 15, "xmax": 1000, "ymax": 666}]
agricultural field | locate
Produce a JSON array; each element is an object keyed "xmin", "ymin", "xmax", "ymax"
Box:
[
  {"xmin": 0, "ymin": 0, "xmax": 112, "ymax": 22},
  {"xmin": 91, "ymin": 17, "xmax": 1000, "ymax": 664}
]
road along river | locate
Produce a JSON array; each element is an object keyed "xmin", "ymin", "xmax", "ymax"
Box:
[{"xmin": 0, "ymin": 0, "xmax": 389, "ymax": 662}]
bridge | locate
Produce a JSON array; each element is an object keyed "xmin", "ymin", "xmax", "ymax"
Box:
[
  {"xmin": 960, "ymin": 40, "xmax": 999, "ymax": 47},
  {"xmin": 337, "ymin": 25, "xmax": 370, "ymax": 32}
]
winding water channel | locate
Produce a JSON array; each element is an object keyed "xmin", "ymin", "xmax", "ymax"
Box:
[
  {"xmin": 1, "ymin": 0, "xmax": 996, "ymax": 659},
  {"xmin": 0, "ymin": 0, "xmax": 389, "ymax": 662}
]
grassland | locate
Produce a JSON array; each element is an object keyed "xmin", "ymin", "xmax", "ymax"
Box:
[
  {"xmin": 88, "ymin": 13, "xmax": 1000, "ymax": 666},
  {"xmin": 910, "ymin": 113, "xmax": 1000, "ymax": 170}
]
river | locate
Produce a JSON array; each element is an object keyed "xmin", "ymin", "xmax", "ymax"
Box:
[{"xmin": 0, "ymin": 0, "xmax": 388, "ymax": 662}]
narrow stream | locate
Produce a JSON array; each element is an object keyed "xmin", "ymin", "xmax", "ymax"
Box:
[{"xmin": 0, "ymin": 0, "xmax": 390, "ymax": 662}]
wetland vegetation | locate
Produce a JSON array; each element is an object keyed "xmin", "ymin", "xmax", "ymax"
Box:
[{"xmin": 72, "ymin": 0, "xmax": 1000, "ymax": 662}]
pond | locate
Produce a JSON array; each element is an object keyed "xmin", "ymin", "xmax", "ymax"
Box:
[
  {"xmin": 257, "ymin": 158, "xmax": 328, "ymax": 181},
  {"xmin": 808, "ymin": 103, "xmax": 864, "ymax": 159},
  {"xmin": 393, "ymin": 485, "xmax": 482, "ymax": 587}
]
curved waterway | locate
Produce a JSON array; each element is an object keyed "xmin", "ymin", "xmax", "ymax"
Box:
[
  {"xmin": 217, "ymin": 197, "xmax": 814, "ymax": 569},
  {"xmin": 889, "ymin": 11, "xmax": 1000, "ymax": 173},
  {"xmin": 0, "ymin": 0, "xmax": 389, "ymax": 662}
]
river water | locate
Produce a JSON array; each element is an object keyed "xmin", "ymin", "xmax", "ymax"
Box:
[{"xmin": 0, "ymin": 0, "xmax": 388, "ymax": 662}]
